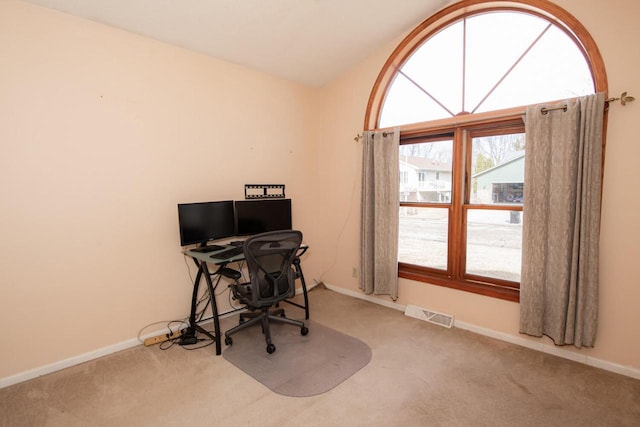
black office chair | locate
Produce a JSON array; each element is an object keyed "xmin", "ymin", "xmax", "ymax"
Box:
[{"xmin": 224, "ymin": 230, "xmax": 309, "ymax": 354}]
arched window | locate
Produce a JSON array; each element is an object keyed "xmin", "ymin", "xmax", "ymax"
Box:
[{"xmin": 365, "ymin": 0, "xmax": 607, "ymax": 301}]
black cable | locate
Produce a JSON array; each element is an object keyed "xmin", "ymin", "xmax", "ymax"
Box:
[
  {"xmin": 166, "ymin": 257, "xmax": 248, "ymax": 352},
  {"xmin": 159, "ymin": 338, "xmax": 179, "ymax": 350},
  {"xmin": 180, "ymin": 338, "xmax": 214, "ymax": 350},
  {"xmin": 183, "ymin": 253, "xmax": 195, "ymax": 286}
]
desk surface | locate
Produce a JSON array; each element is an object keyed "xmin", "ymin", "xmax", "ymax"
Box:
[
  {"xmin": 184, "ymin": 245, "xmax": 245, "ymax": 264},
  {"xmin": 184, "ymin": 243, "xmax": 308, "ymax": 265}
]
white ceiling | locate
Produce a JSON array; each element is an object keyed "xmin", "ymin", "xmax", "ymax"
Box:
[{"xmin": 24, "ymin": 0, "xmax": 449, "ymax": 87}]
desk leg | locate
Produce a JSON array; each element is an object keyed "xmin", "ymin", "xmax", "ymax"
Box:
[
  {"xmin": 186, "ymin": 259, "xmax": 222, "ymax": 355},
  {"xmin": 285, "ymin": 257, "xmax": 309, "ymax": 320},
  {"xmin": 201, "ymin": 262, "xmax": 222, "ymax": 355},
  {"xmin": 187, "ymin": 265, "xmax": 203, "ymax": 335}
]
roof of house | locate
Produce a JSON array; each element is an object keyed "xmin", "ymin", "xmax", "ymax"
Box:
[
  {"xmin": 472, "ymin": 151, "xmax": 525, "ymax": 178},
  {"xmin": 400, "ymin": 156, "xmax": 451, "ymax": 172}
]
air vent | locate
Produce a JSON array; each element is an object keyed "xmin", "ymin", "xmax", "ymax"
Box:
[{"xmin": 404, "ymin": 304, "xmax": 454, "ymax": 328}]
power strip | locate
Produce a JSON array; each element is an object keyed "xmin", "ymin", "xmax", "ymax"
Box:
[{"xmin": 144, "ymin": 330, "xmax": 184, "ymax": 346}]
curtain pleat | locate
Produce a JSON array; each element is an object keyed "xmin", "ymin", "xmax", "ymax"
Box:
[
  {"xmin": 520, "ymin": 93, "xmax": 604, "ymax": 348},
  {"xmin": 359, "ymin": 129, "xmax": 399, "ymax": 299}
]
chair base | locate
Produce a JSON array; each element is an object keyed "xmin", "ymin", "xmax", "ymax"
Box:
[{"xmin": 224, "ymin": 308, "xmax": 308, "ymax": 354}]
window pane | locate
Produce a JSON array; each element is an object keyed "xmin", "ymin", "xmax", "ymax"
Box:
[
  {"xmin": 401, "ymin": 21, "xmax": 463, "ymax": 116},
  {"xmin": 465, "ymin": 12, "xmax": 550, "ymax": 113},
  {"xmin": 380, "ymin": 74, "xmax": 451, "ymax": 127},
  {"xmin": 399, "ymin": 206, "xmax": 448, "ymax": 270},
  {"xmin": 399, "ymin": 140, "xmax": 453, "ymax": 203},
  {"xmin": 466, "ymin": 209, "xmax": 522, "ymax": 281},
  {"xmin": 470, "ymin": 133, "xmax": 525, "ymax": 205},
  {"xmin": 380, "ymin": 11, "xmax": 594, "ymax": 126},
  {"xmin": 475, "ymin": 25, "xmax": 594, "ymax": 113}
]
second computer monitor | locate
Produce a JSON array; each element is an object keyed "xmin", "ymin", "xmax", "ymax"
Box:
[{"xmin": 235, "ymin": 199, "xmax": 292, "ymax": 236}]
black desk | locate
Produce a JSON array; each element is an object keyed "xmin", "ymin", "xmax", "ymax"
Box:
[{"xmin": 182, "ymin": 243, "xmax": 309, "ymax": 355}]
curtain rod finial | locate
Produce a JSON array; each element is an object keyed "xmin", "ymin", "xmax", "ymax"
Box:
[
  {"xmin": 607, "ymin": 91, "xmax": 635, "ymax": 105},
  {"xmin": 620, "ymin": 92, "xmax": 635, "ymax": 106}
]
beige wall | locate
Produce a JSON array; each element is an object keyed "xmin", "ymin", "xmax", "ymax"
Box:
[
  {"xmin": 316, "ymin": 0, "xmax": 640, "ymax": 372},
  {"xmin": 0, "ymin": 0, "xmax": 321, "ymax": 379},
  {"xmin": 1, "ymin": 0, "xmax": 639, "ymax": 382}
]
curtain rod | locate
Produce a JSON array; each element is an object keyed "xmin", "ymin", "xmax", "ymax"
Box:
[
  {"xmin": 355, "ymin": 91, "xmax": 635, "ymax": 140},
  {"xmin": 541, "ymin": 91, "xmax": 635, "ymax": 114},
  {"xmin": 353, "ymin": 130, "xmax": 394, "ymax": 142}
]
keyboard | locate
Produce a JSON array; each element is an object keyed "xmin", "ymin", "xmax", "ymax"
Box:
[
  {"xmin": 192, "ymin": 245, "xmax": 226, "ymax": 253},
  {"xmin": 210, "ymin": 246, "xmax": 244, "ymax": 260}
]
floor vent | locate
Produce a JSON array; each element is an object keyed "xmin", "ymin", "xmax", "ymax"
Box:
[{"xmin": 404, "ymin": 304, "xmax": 454, "ymax": 328}]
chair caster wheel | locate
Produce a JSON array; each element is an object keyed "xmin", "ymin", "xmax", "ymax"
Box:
[
  {"xmin": 301, "ymin": 326, "xmax": 309, "ymax": 336},
  {"xmin": 225, "ymin": 336, "xmax": 232, "ymax": 346},
  {"xmin": 266, "ymin": 344, "xmax": 276, "ymax": 354}
]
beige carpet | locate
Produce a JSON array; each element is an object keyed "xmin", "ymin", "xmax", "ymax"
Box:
[
  {"xmin": 1, "ymin": 286, "xmax": 639, "ymax": 426},
  {"xmin": 223, "ymin": 319, "xmax": 372, "ymax": 397}
]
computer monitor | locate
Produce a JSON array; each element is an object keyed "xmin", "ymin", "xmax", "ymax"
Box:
[
  {"xmin": 235, "ymin": 199, "xmax": 292, "ymax": 236},
  {"xmin": 177, "ymin": 200, "xmax": 235, "ymax": 247}
]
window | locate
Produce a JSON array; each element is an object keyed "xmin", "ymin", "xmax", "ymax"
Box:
[
  {"xmin": 365, "ymin": 0, "xmax": 607, "ymax": 301},
  {"xmin": 400, "ymin": 170, "xmax": 409, "ymax": 185},
  {"xmin": 467, "ymin": 130, "xmax": 524, "ymax": 283}
]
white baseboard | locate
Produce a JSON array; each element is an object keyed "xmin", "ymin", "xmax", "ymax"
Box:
[
  {"xmin": 3, "ymin": 282, "xmax": 637, "ymax": 388},
  {"xmin": 0, "ymin": 286, "xmax": 312, "ymax": 390},
  {"xmin": 322, "ymin": 281, "xmax": 640, "ymax": 380},
  {"xmin": 322, "ymin": 282, "xmax": 405, "ymax": 311},
  {"xmin": 0, "ymin": 336, "xmax": 143, "ymax": 389},
  {"xmin": 0, "ymin": 314, "xmax": 228, "ymax": 390}
]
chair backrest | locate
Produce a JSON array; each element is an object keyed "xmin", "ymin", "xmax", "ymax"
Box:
[{"xmin": 242, "ymin": 230, "xmax": 303, "ymax": 308}]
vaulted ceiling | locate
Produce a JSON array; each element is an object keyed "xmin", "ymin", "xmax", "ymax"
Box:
[{"xmin": 24, "ymin": 0, "xmax": 449, "ymax": 87}]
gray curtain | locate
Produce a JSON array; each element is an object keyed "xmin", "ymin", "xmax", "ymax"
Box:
[
  {"xmin": 359, "ymin": 129, "xmax": 399, "ymax": 299},
  {"xmin": 520, "ymin": 92, "xmax": 605, "ymax": 348}
]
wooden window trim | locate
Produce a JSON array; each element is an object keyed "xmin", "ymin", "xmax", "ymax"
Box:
[
  {"xmin": 367, "ymin": 0, "xmax": 607, "ymax": 302},
  {"xmin": 400, "ymin": 124, "xmax": 525, "ymax": 302},
  {"xmin": 399, "ymin": 263, "xmax": 520, "ymax": 302}
]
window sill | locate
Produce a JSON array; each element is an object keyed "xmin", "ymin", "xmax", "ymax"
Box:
[{"xmin": 398, "ymin": 264, "xmax": 520, "ymax": 302}]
